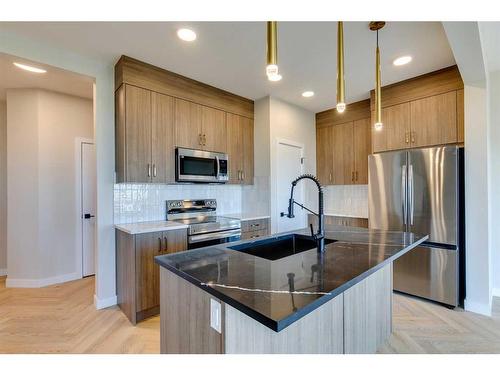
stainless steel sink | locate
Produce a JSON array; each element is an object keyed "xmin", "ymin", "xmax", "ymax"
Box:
[{"xmin": 228, "ymin": 233, "xmax": 335, "ymax": 261}]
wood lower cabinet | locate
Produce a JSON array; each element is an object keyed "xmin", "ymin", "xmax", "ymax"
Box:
[
  {"xmin": 240, "ymin": 218, "xmax": 270, "ymax": 240},
  {"xmin": 116, "ymin": 228, "xmax": 188, "ymax": 324},
  {"xmin": 226, "ymin": 113, "xmax": 254, "ymax": 184}
]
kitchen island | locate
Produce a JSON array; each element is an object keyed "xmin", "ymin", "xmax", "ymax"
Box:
[{"xmin": 155, "ymin": 225, "xmax": 427, "ymax": 354}]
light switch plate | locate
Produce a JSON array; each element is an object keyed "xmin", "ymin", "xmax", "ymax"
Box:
[{"xmin": 210, "ymin": 298, "xmax": 222, "ymax": 333}]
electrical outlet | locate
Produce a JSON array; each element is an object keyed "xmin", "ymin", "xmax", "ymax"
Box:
[{"xmin": 210, "ymin": 299, "xmax": 221, "ymax": 333}]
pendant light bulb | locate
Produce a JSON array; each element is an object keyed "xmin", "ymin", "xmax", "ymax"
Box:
[
  {"xmin": 336, "ymin": 21, "xmax": 346, "ymax": 113},
  {"xmin": 370, "ymin": 21, "xmax": 385, "ymax": 131},
  {"xmin": 266, "ymin": 21, "xmax": 281, "ymax": 81}
]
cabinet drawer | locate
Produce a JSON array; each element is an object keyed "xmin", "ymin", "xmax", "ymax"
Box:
[
  {"xmin": 241, "ymin": 218, "xmax": 269, "ymax": 233},
  {"xmin": 241, "ymin": 229, "xmax": 269, "ymax": 240}
]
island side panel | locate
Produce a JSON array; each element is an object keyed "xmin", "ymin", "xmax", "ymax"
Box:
[
  {"xmin": 343, "ymin": 263, "xmax": 393, "ymax": 354},
  {"xmin": 116, "ymin": 230, "xmax": 137, "ymax": 325},
  {"xmin": 160, "ymin": 267, "xmax": 224, "ymax": 354},
  {"xmin": 224, "ymin": 294, "xmax": 344, "ymax": 354}
]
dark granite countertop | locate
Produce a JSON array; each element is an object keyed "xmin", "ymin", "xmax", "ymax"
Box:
[{"xmin": 155, "ymin": 225, "xmax": 428, "ymax": 332}]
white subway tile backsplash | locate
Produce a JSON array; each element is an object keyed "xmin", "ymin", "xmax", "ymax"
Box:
[
  {"xmin": 114, "ymin": 183, "xmax": 243, "ymax": 224},
  {"xmin": 322, "ymin": 185, "xmax": 368, "ymax": 218}
]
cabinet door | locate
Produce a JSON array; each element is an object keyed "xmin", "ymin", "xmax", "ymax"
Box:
[
  {"xmin": 135, "ymin": 232, "xmax": 163, "ymax": 312},
  {"xmin": 201, "ymin": 106, "xmax": 227, "ymax": 152},
  {"xmin": 115, "ymin": 85, "xmax": 126, "ymax": 183},
  {"xmin": 241, "ymin": 116, "xmax": 254, "ymax": 185},
  {"xmin": 372, "ymin": 103, "xmax": 410, "ymax": 153},
  {"xmin": 457, "ymin": 89, "xmax": 464, "ymax": 144},
  {"xmin": 316, "ymin": 126, "xmax": 333, "ymax": 185},
  {"xmin": 332, "ymin": 122, "xmax": 354, "ymax": 185},
  {"xmin": 226, "ymin": 113, "xmax": 244, "ymax": 184},
  {"xmin": 163, "ymin": 229, "xmax": 188, "ymax": 254},
  {"xmin": 125, "ymin": 85, "xmax": 152, "ymax": 182},
  {"xmin": 152, "ymin": 92, "xmax": 175, "ymax": 183},
  {"xmin": 353, "ymin": 118, "xmax": 371, "ymax": 184},
  {"xmin": 410, "ymin": 91, "xmax": 457, "ymax": 148},
  {"xmin": 174, "ymin": 98, "xmax": 202, "ymax": 149}
]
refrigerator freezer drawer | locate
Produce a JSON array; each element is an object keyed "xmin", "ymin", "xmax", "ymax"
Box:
[{"xmin": 393, "ymin": 246, "xmax": 458, "ymax": 306}]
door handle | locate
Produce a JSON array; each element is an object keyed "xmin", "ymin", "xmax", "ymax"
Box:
[
  {"xmin": 158, "ymin": 237, "xmax": 162, "ymax": 253},
  {"xmin": 153, "ymin": 164, "xmax": 157, "ymax": 178},
  {"xmin": 83, "ymin": 213, "xmax": 95, "ymax": 219},
  {"xmin": 147, "ymin": 163, "xmax": 151, "ymax": 178},
  {"xmin": 351, "ymin": 171, "xmax": 355, "ymax": 182},
  {"xmin": 355, "ymin": 171, "xmax": 358, "ymax": 181},
  {"xmin": 203, "ymin": 134, "xmax": 207, "ymax": 146},
  {"xmin": 198, "ymin": 134, "xmax": 202, "ymax": 145},
  {"xmin": 405, "ymin": 132, "xmax": 409, "ymax": 144},
  {"xmin": 411, "ymin": 131, "xmax": 415, "ymax": 144},
  {"xmin": 402, "ymin": 165, "xmax": 407, "ymax": 225},
  {"xmin": 329, "ymin": 173, "xmax": 332, "ymax": 182},
  {"xmin": 409, "ymin": 164, "xmax": 414, "ymax": 226},
  {"xmin": 163, "ymin": 236, "xmax": 168, "ymax": 253}
]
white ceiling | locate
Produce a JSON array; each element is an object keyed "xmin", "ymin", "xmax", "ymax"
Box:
[
  {"xmin": 0, "ymin": 22, "xmax": 455, "ymax": 112},
  {"xmin": 0, "ymin": 52, "xmax": 94, "ymax": 101}
]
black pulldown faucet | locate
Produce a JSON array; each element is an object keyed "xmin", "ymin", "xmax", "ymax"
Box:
[{"xmin": 281, "ymin": 174, "xmax": 325, "ymax": 253}]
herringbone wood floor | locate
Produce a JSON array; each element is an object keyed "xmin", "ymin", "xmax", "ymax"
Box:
[{"xmin": 1, "ymin": 275, "xmax": 499, "ymax": 353}]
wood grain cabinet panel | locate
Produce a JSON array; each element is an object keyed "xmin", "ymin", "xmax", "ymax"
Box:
[
  {"xmin": 316, "ymin": 126, "xmax": 333, "ymax": 185},
  {"xmin": 152, "ymin": 92, "xmax": 175, "ymax": 183},
  {"xmin": 125, "ymin": 85, "xmax": 152, "ymax": 182},
  {"xmin": 332, "ymin": 122, "xmax": 354, "ymax": 185},
  {"xmin": 116, "ymin": 228, "xmax": 188, "ymax": 324},
  {"xmin": 174, "ymin": 98, "xmax": 203, "ymax": 149},
  {"xmin": 457, "ymin": 88, "xmax": 464, "ymax": 144},
  {"xmin": 410, "ymin": 91, "xmax": 457, "ymax": 148},
  {"xmin": 353, "ymin": 118, "xmax": 371, "ymax": 184},
  {"xmin": 372, "ymin": 103, "xmax": 411, "ymax": 153},
  {"xmin": 226, "ymin": 113, "xmax": 254, "ymax": 184},
  {"xmin": 201, "ymin": 106, "xmax": 227, "ymax": 152}
]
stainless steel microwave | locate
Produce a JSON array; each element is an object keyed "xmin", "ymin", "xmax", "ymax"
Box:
[{"xmin": 175, "ymin": 147, "xmax": 229, "ymax": 183}]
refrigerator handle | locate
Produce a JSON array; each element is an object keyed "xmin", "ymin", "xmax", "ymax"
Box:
[
  {"xmin": 409, "ymin": 164, "xmax": 414, "ymax": 226},
  {"xmin": 402, "ymin": 165, "xmax": 407, "ymax": 225}
]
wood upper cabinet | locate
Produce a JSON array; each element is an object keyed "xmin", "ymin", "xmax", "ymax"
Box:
[
  {"xmin": 115, "ymin": 84, "xmax": 175, "ymax": 183},
  {"xmin": 201, "ymin": 106, "xmax": 227, "ymax": 152},
  {"xmin": 152, "ymin": 92, "xmax": 175, "ymax": 183},
  {"xmin": 226, "ymin": 113, "xmax": 254, "ymax": 184},
  {"xmin": 332, "ymin": 122, "xmax": 354, "ymax": 185},
  {"xmin": 372, "ymin": 102, "xmax": 411, "ymax": 153},
  {"xmin": 316, "ymin": 126, "xmax": 333, "ymax": 185},
  {"xmin": 353, "ymin": 118, "xmax": 371, "ymax": 184},
  {"xmin": 174, "ymin": 98, "xmax": 202, "ymax": 149},
  {"xmin": 457, "ymin": 89, "xmax": 464, "ymax": 144},
  {"xmin": 410, "ymin": 91, "xmax": 457, "ymax": 148},
  {"xmin": 175, "ymin": 98, "xmax": 228, "ymax": 152},
  {"xmin": 123, "ymin": 85, "xmax": 152, "ymax": 182},
  {"xmin": 316, "ymin": 118, "xmax": 370, "ymax": 186}
]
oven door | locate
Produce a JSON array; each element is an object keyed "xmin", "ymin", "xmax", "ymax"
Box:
[
  {"xmin": 188, "ymin": 229, "xmax": 241, "ymax": 249},
  {"xmin": 176, "ymin": 148, "xmax": 227, "ymax": 183}
]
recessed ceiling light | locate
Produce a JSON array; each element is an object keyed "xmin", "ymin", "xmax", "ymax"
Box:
[
  {"xmin": 393, "ymin": 56, "xmax": 412, "ymax": 66},
  {"xmin": 177, "ymin": 28, "xmax": 197, "ymax": 42},
  {"xmin": 302, "ymin": 91, "xmax": 314, "ymax": 98},
  {"xmin": 13, "ymin": 62, "xmax": 47, "ymax": 73}
]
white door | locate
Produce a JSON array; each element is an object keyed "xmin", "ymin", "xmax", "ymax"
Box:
[
  {"xmin": 277, "ymin": 141, "xmax": 305, "ymax": 233},
  {"xmin": 81, "ymin": 143, "xmax": 96, "ymax": 277}
]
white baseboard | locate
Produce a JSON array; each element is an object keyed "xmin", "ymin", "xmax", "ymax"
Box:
[
  {"xmin": 492, "ymin": 288, "xmax": 500, "ymax": 298},
  {"xmin": 464, "ymin": 299, "xmax": 492, "ymax": 316},
  {"xmin": 0, "ymin": 268, "xmax": 7, "ymax": 277},
  {"xmin": 6, "ymin": 272, "xmax": 80, "ymax": 288},
  {"xmin": 94, "ymin": 294, "xmax": 117, "ymax": 310}
]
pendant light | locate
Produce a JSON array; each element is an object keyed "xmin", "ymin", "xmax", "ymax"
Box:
[
  {"xmin": 370, "ymin": 21, "xmax": 385, "ymax": 131},
  {"xmin": 266, "ymin": 21, "xmax": 282, "ymax": 81},
  {"xmin": 336, "ymin": 21, "xmax": 346, "ymax": 113}
]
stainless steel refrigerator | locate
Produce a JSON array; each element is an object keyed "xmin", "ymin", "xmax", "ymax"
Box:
[{"xmin": 368, "ymin": 145, "xmax": 464, "ymax": 307}]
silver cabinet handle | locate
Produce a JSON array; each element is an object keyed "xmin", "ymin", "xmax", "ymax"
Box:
[
  {"xmin": 198, "ymin": 133, "xmax": 202, "ymax": 145},
  {"xmin": 402, "ymin": 165, "xmax": 407, "ymax": 225},
  {"xmin": 409, "ymin": 164, "xmax": 414, "ymax": 226},
  {"xmin": 163, "ymin": 236, "xmax": 168, "ymax": 253},
  {"xmin": 203, "ymin": 134, "xmax": 207, "ymax": 146},
  {"xmin": 153, "ymin": 164, "xmax": 157, "ymax": 177},
  {"xmin": 242, "ymin": 171, "xmax": 245, "ymax": 181},
  {"xmin": 147, "ymin": 164, "xmax": 151, "ymax": 178},
  {"xmin": 158, "ymin": 237, "xmax": 162, "ymax": 253},
  {"xmin": 329, "ymin": 173, "xmax": 332, "ymax": 182}
]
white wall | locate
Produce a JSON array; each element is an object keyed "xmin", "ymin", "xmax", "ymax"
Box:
[
  {"xmin": 463, "ymin": 85, "xmax": 491, "ymax": 315},
  {"xmin": 488, "ymin": 70, "xmax": 500, "ymax": 297},
  {"xmin": 6, "ymin": 89, "xmax": 93, "ymax": 286},
  {"xmin": 0, "ymin": 101, "xmax": 7, "ymax": 275},
  {"xmin": 0, "ymin": 30, "xmax": 116, "ymax": 308},
  {"xmin": 269, "ymin": 97, "xmax": 316, "ymax": 233}
]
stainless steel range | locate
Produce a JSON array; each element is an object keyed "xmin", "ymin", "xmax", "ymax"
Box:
[{"xmin": 166, "ymin": 199, "xmax": 241, "ymax": 249}]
